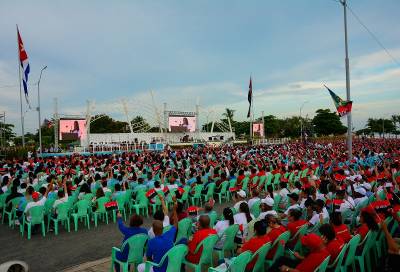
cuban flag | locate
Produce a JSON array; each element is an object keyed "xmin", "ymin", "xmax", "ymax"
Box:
[{"xmin": 17, "ymin": 28, "xmax": 31, "ymax": 108}]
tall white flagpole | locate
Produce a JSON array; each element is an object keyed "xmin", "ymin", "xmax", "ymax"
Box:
[
  {"xmin": 16, "ymin": 25, "xmax": 25, "ymax": 147},
  {"xmin": 341, "ymin": 0, "xmax": 352, "ymax": 160}
]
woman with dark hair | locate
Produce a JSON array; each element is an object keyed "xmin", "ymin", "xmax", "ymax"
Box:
[
  {"xmin": 214, "ymin": 207, "xmax": 235, "ymax": 249},
  {"xmin": 238, "ymin": 220, "xmax": 271, "ymax": 271},
  {"xmin": 265, "ymin": 214, "xmax": 287, "ymax": 259},
  {"xmin": 78, "ymin": 183, "xmax": 91, "ymax": 200},
  {"xmin": 234, "ymin": 202, "xmax": 254, "ymax": 239},
  {"xmin": 319, "ymin": 223, "xmax": 345, "ymax": 264},
  {"xmin": 331, "ymin": 212, "xmax": 352, "ymax": 243},
  {"xmin": 114, "ymin": 212, "xmax": 147, "ymax": 272},
  {"xmin": 355, "ymin": 209, "xmax": 379, "ymax": 240}
]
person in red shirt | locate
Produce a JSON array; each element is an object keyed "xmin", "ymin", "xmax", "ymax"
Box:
[
  {"xmin": 186, "ymin": 214, "xmax": 217, "ymax": 264},
  {"xmin": 238, "ymin": 220, "xmax": 271, "ymax": 271},
  {"xmin": 236, "ymin": 169, "xmax": 246, "ymax": 188},
  {"xmin": 354, "ymin": 209, "xmax": 379, "ymax": 241},
  {"xmin": 278, "ymin": 233, "xmax": 330, "ymax": 272},
  {"xmin": 286, "ymin": 209, "xmax": 308, "ymax": 248},
  {"xmin": 319, "ymin": 223, "xmax": 345, "ymax": 264},
  {"xmin": 331, "ymin": 212, "xmax": 352, "ymax": 243},
  {"xmin": 266, "ymin": 215, "xmax": 287, "ymax": 259}
]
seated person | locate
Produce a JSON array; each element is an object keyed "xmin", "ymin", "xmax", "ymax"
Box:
[
  {"xmin": 248, "ymin": 189, "xmax": 261, "ymax": 209},
  {"xmin": 115, "ymin": 212, "xmax": 147, "ymax": 272},
  {"xmin": 148, "ymin": 194, "xmax": 170, "ymax": 238},
  {"xmin": 259, "ymin": 198, "xmax": 277, "ymax": 219},
  {"xmin": 137, "ymin": 198, "xmax": 178, "ymax": 272},
  {"xmin": 270, "ymin": 233, "xmax": 329, "ymax": 272},
  {"xmin": 238, "ymin": 220, "xmax": 271, "ymax": 271},
  {"xmin": 281, "ymin": 193, "xmax": 300, "ymax": 218},
  {"xmin": 331, "ymin": 212, "xmax": 352, "ymax": 243},
  {"xmin": 186, "ymin": 214, "xmax": 217, "ymax": 264},
  {"xmin": 319, "ymin": 223, "xmax": 345, "ymax": 264}
]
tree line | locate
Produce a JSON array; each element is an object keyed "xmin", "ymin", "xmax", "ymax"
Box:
[{"xmin": 1, "ymin": 110, "xmax": 399, "ymax": 147}]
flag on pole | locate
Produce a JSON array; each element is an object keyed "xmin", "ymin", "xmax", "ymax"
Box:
[
  {"xmin": 17, "ymin": 27, "xmax": 31, "ymax": 108},
  {"xmin": 324, "ymin": 85, "xmax": 352, "ymax": 117},
  {"xmin": 247, "ymin": 77, "xmax": 252, "ymax": 118}
]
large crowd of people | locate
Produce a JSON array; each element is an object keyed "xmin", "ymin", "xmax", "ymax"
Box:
[{"xmin": 1, "ymin": 138, "xmax": 400, "ymax": 271}]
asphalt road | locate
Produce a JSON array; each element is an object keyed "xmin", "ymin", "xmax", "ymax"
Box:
[{"xmin": 0, "ymin": 201, "xmax": 232, "ymax": 272}]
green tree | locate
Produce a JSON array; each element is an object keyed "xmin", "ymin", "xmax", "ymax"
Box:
[
  {"xmin": 130, "ymin": 115, "xmax": 151, "ymax": 132},
  {"xmin": 222, "ymin": 108, "xmax": 235, "ymax": 123},
  {"xmin": 0, "ymin": 121, "xmax": 16, "ymax": 144},
  {"xmin": 312, "ymin": 109, "xmax": 347, "ymax": 136},
  {"xmin": 90, "ymin": 115, "xmax": 128, "ymax": 133}
]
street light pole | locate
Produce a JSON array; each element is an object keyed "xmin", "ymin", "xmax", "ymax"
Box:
[
  {"xmin": 37, "ymin": 65, "xmax": 47, "ymax": 155},
  {"xmin": 299, "ymin": 101, "xmax": 308, "ymax": 142}
]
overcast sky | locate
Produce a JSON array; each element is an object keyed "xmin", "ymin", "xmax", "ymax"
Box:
[{"xmin": 0, "ymin": 0, "xmax": 399, "ymax": 134}]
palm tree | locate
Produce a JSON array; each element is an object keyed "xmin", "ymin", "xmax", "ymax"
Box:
[{"xmin": 222, "ymin": 108, "xmax": 235, "ymax": 122}]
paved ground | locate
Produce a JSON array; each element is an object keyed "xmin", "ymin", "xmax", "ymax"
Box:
[{"xmin": 0, "ymin": 201, "xmax": 232, "ymax": 272}]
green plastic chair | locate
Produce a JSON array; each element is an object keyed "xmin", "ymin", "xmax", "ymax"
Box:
[
  {"xmin": 355, "ymin": 231, "xmax": 378, "ymax": 272},
  {"xmin": 314, "ymin": 256, "xmax": 330, "ymax": 272},
  {"xmin": 20, "ymin": 205, "xmax": 46, "ymax": 239},
  {"xmin": 376, "ymin": 217, "xmax": 392, "ymax": 260},
  {"xmin": 175, "ymin": 218, "xmax": 192, "ymax": 244},
  {"xmin": 202, "ymin": 183, "xmax": 216, "ymax": 202},
  {"xmin": 251, "ymin": 242, "xmax": 271, "ymax": 272},
  {"xmin": 272, "ymin": 194, "xmax": 281, "ymax": 211},
  {"xmin": 43, "ymin": 198, "xmax": 56, "ymax": 218},
  {"xmin": 327, "ymin": 243, "xmax": 348, "ymax": 272},
  {"xmin": 2, "ymin": 197, "xmax": 22, "ymax": 227},
  {"xmin": 190, "ymin": 184, "xmax": 204, "ymax": 206},
  {"xmin": 93, "ymin": 196, "xmax": 111, "ymax": 227},
  {"xmin": 215, "ymin": 181, "xmax": 229, "ymax": 204},
  {"xmin": 71, "ymin": 199, "xmax": 91, "ymax": 231},
  {"xmin": 257, "ymin": 175, "xmax": 267, "ymax": 190},
  {"xmin": 110, "ymin": 234, "xmax": 148, "ymax": 272},
  {"xmin": 151, "ymin": 192, "xmax": 165, "ymax": 215},
  {"xmin": 264, "ymin": 174, "xmax": 273, "ymax": 192},
  {"xmin": 241, "ymin": 177, "xmax": 250, "ymax": 193},
  {"xmin": 48, "ymin": 202, "xmax": 71, "ymax": 235},
  {"xmin": 113, "ymin": 194, "xmax": 127, "ymax": 222},
  {"xmin": 184, "ymin": 234, "xmax": 219, "ymax": 272},
  {"xmin": 250, "ymin": 200, "xmax": 261, "ymax": 218},
  {"xmin": 209, "ymin": 250, "xmax": 252, "ymax": 272},
  {"xmin": 83, "ymin": 193, "xmax": 94, "ymax": 201},
  {"xmin": 287, "ymin": 224, "xmax": 308, "ymax": 254},
  {"xmin": 130, "ymin": 195, "xmax": 149, "ymax": 216},
  {"xmin": 265, "ymin": 231, "xmax": 291, "ymax": 269},
  {"xmin": 214, "ymin": 224, "xmax": 239, "ymax": 261},
  {"xmin": 340, "ymin": 234, "xmax": 361, "ymax": 272},
  {"xmin": 144, "ymin": 244, "xmax": 188, "ymax": 272}
]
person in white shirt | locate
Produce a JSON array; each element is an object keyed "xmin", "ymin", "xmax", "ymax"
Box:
[
  {"xmin": 214, "ymin": 207, "xmax": 235, "ymax": 249},
  {"xmin": 52, "ymin": 180, "xmax": 69, "ymax": 213},
  {"xmin": 282, "ymin": 193, "xmax": 301, "ymax": 217},
  {"xmin": 353, "ymin": 187, "xmax": 369, "ymax": 207},
  {"xmin": 309, "ymin": 199, "xmax": 329, "ymax": 226},
  {"xmin": 24, "ymin": 182, "xmax": 52, "ymax": 221},
  {"xmin": 259, "ymin": 198, "xmax": 278, "ymax": 219},
  {"xmin": 279, "ymin": 182, "xmax": 290, "ymax": 208},
  {"xmin": 248, "ymin": 189, "xmax": 261, "ymax": 209},
  {"xmin": 234, "ymin": 202, "xmax": 254, "ymax": 239},
  {"xmin": 148, "ymin": 194, "xmax": 170, "ymax": 238},
  {"xmin": 233, "ymin": 190, "xmax": 247, "ymax": 211}
]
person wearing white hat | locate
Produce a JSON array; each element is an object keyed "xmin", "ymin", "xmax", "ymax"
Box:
[
  {"xmin": 353, "ymin": 187, "xmax": 368, "ymax": 207},
  {"xmin": 258, "ymin": 197, "xmax": 278, "ymax": 219},
  {"xmin": 233, "ymin": 190, "xmax": 247, "ymax": 211}
]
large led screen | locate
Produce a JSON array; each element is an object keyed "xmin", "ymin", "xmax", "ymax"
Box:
[
  {"xmin": 59, "ymin": 119, "xmax": 87, "ymax": 141},
  {"xmin": 168, "ymin": 116, "xmax": 196, "ymax": 132},
  {"xmin": 252, "ymin": 122, "xmax": 264, "ymax": 137}
]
